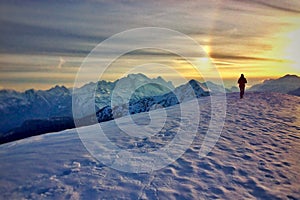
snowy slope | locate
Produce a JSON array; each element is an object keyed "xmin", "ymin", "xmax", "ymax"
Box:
[
  {"xmin": 200, "ymin": 81, "xmax": 231, "ymax": 94},
  {"xmin": 0, "ymin": 92, "xmax": 299, "ymax": 199},
  {"xmin": 249, "ymin": 74, "xmax": 300, "ymax": 93},
  {"xmin": 288, "ymin": 87, "xmax": 300, "ymax": 97}
]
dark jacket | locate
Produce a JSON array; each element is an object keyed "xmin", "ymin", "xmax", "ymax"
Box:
[{"xmin": 238, "ymin": 76, "xmax": 247, "ymax": 87}]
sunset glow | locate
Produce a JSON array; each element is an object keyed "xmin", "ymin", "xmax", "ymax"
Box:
[{"xmin": 0, "ymin": 0, "xmax": 299, "ymax": 90}]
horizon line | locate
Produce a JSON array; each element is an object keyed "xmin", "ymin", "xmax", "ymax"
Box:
[{"xmin": 1, "ymin": 73, "xmax": 299, "ymax": 92}]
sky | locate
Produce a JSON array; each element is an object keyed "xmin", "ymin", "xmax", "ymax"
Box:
[{"xmin": 0, "ymin": 0, "xmax": 300, "ymax": 90}]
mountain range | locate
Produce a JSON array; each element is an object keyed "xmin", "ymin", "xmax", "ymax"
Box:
[
  {"xmin": 1, "ymin": 74, "xmax": 224, "ymax": 144},
  {"xmin": 0, "ymin": 74, "xmax": 173, "ymax": 134},
  {"xmin": 249, "ymin": 74, "xmax": 300, "ymax": 95},
  {"xmin": 0, "ymin": 73, "xmax": 299, "ymax": 144}
]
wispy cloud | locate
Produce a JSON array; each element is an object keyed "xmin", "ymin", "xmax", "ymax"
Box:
[
  {"xmin": 57, "ymin": 57, "xmax": 66, "ymax": 69},
  {"xmin": 231, "ymin": 0, "xmax": 300, "ymax": 14}
]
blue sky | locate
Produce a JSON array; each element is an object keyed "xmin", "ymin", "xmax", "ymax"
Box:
[{"xmin": 0, "ymin": 0, "xmax": 300, "ymax": 90}]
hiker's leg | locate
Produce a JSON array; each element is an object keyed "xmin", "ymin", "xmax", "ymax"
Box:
[{"xmin": 241, "ymin": 87, "xmax": 245, "ymax": 98}]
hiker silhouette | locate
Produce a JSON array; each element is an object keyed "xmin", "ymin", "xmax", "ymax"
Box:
[{"xmin": 238, "ymin": 74, "xmax": 247, "ymax": 99}]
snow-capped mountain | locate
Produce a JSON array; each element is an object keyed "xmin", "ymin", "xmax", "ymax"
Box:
[
  {"xmin": 1, "ymin": 78, "xmax": 209, "ymax": 144},
  {"xmin": 0, "ymin": 86, "xmax": 72, "ymax": 134},
  {"xmin": 93, "ymin": 79, "xmax": 209, "ymax": 123},
  {"xmin": 3, "ymin": 73, "xmax": 298, "ymax": 142},
  {"xmin": 73, "ymin": 73, "xmax": 175, "ymax": 118},
  {"xmin": 249, "ymin": 74, "xmax": 300, "ymax": 94},
  {"xmin": 74, "ymin": 79, "xmax": 209, "ymax": 127},
  {"xmin": 0, "ymin": 74, "xmax": 174, "ymax": 134}
]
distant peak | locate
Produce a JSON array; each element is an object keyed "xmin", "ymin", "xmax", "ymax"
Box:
[
  {"xmin": 50, "ymin": 85, "xmax": 67, "ymax": 90},
  {"xmin": 188, "ymin": 79, "xmax": 199, "ymax": 85},
  {"xmin": 282, "ymin": 74, "xmax": 299, "ymax": 78},
  {"xmin": 126, "ymin": 73, "xmax": 148, "ymax": 79},
  {"xmin": 25, "ymin": 88, "xmax": 35, "ymax": 93},
  {"xmin": 54, "ymin": 85, "xmax": 67, "ymax": 89},
  {"xmin": 0, "ymin": 89, "xmax": 17, "ymax": 93},
  {"xmin": 156, "ymin": 76, "xmax": 164, "ymax": 81},
  {"xmin": 48, "ymin": 85, "xmax": 69, "ymax": 92}
]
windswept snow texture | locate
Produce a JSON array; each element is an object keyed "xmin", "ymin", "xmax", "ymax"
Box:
[{"xmin": 0, "ymin": 92, "xmax": 300, "ymax": 199}]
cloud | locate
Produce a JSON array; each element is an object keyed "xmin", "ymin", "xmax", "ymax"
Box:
[
  {"xmin": 57, "ymin": 57, "xmax": 66, "ymax": 69},
  {"xmin": 0, "ymin": 0, "xmax": 299, "ymax": 90},
  {"xmin": 210, "ymin": 53, "xmax": 285, "ymax": 63},
  {"xmin": 247, "ymin": 0, "xmax": 300, "ymax": 14}
]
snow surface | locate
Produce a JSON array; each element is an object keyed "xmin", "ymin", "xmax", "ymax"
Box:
[
  {"xmin": 249, "ymin": 74, "xmax": 300, "ymax": 94},
  {"xmin": 288, "ymin": 87, "xmax": 300, "ymax": 97},
  {"xmin": 0, "ymin": 92, "xmax": 300, "ymax": 199}
]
